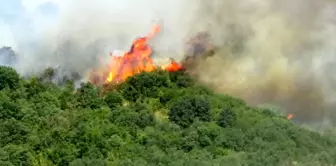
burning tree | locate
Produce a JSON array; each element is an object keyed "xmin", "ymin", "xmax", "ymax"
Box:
[
  {"xmin": 88, "ymin": 24, "xmax": 217, "ymax": 86},
  {"xmin": 89, "ymin": 25, "xmax": 183, "ymax": 85}
]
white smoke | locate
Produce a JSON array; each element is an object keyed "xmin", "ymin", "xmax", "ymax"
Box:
[{"xmin": 0, "ymin": 0, "xmax": 196, "ymax": 77}]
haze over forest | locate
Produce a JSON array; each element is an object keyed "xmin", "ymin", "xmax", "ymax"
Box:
[{"xmin": 1, "ymin": 1, "xmax": 336, "ymax": 165}]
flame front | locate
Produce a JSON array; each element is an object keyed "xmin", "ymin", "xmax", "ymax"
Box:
[
  {"xmin": 90, "ymin": 25, "xmax": 183, "ymax": 85},
  {"xmin": 161, "ymin": 58, "xmax": 183, "ymax": 72}
]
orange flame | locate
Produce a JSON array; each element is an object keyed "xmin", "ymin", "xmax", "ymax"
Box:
[
  {"xmin": 89, "ymin": 24, "xmax": 183, "ymax": 85},
  {"xmin": 161, "ymin": 58, "xmax": 184, "ymax": 72}
]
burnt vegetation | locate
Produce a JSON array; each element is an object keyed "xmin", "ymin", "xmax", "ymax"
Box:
[{"xmin": 0, "ymin": 65, "xmax": 335, "ymax": 166}]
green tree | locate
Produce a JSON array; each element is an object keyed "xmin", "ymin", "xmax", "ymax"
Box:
[
  {"xmin": 0, "ymin": 119, "xmax": 30, "ymax": 145},
  {"xmin": 0, "ymin": 66, "xmax": 20, "ymax": 90},
  {"xmin": 40, "ymin": 67, "xmax": 56, "ymax": 82},
  {"xmin": 194, "ymin": 96, "xmax": 212, "ymax": 122},
  {"xmin": 169, "ymin": 96, "xmax": 211, "ymax": 128},
  {"xmin": 59, "ymin": 81, "xmax": 77, "ymax": 110},
  {"xmin": 136, "ymin": 110, "xmax": 155, "ymax": 128},
  {"xmin": 69, "ymin": 158, "xmax": 107, "ymax": 166},
  {"xmin": 103, "ymin": 91, "xmax": 123, "ymax": 109},
  {"xmin": 76, "ymin": 83, "xmax": 104, "ymax": 109},
  {"xmin": 0, "ymin": 144, "xmax": 33, "ymax": 166},
  {"xmin": 0, "ymin": 92, "xmax": 22, "ymax": 120},
  {"xmin": 0, "ymin": 67, "xmax": 335, "ymax": 166},
  {"xmin": 168, "ymin": 70, "xmax": 194, "ymax": 87},
  {"xmin": 24, "ymin": 77, "xmax": 48, "ymax": 99},
  {"xmin": 118, "ymin": 71, "xmax": 170, "ymax": 101},
  {"xmin": 217, "ymin": 108, "xmax": 237, "ymax": 128}
]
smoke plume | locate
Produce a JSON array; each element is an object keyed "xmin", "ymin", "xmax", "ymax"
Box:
[
  {"xmin": 1, "ymin": 0, "xmax": 336, "ymax": 128},
  {"xmin": 0, "ymin": 0, "xmax": 193, "ymax": 78},
  {"xmin": 190, "ymin": 0, "xmax": 336, "ymax": 128}
]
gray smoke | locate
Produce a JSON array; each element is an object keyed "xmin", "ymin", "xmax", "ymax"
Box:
[
  {"xmin": 2, "ymin": 0, "xmax": 336, "ymax": 128},
  {"xmin": 187, "ymin": 0, "xmax": 336, "ymax": 129}
]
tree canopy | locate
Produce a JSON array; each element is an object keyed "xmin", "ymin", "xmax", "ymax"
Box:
[{"xmin": 0, "ymin": 66, "xmax": 335, "ymax": 166}]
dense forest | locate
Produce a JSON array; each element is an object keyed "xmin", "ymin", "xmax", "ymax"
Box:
[{"xmin": 0, "ymin": 66, "xmax": 335, "ymax": 166}]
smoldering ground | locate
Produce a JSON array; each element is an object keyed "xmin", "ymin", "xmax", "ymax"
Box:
[{"xmin": 2, "ymin": 0, "xmax": 336, "ymax": 128}]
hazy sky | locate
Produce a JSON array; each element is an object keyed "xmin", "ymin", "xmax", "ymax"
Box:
[
  {"xmin": 0, "ymin": 0, "xmax": 59, "ymax": 48},
  {"xmin": 0, "ymin": 0, "xmax": 191, "ymax": 51}
]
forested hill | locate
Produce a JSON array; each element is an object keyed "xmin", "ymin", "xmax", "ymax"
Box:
[{"xmin": 0, "ymin": 66, "xmax": 335, "ymax": 166}]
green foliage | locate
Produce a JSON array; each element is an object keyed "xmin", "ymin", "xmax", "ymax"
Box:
[
  {"xmin": 0, "ymin": 92, "xmax": 22, "ymax": 120},
  {"xmin": 0, "ymin": 69, "xmax": 334, "ymax": 166},
  {"xmin": 118, "ymin": 71, "xmax": 170, "ymax": 101},
  {"xmin": 0, "ymin": 66, "xmax": 20, "ymax": 90},
  {"xmin": 169, "ymin": 96, "xmax": 212, "ymax": 127},
  {"xmin": 168, "ymin": 70, "xmax": 195, "ymax": 87},
  {"xmin": 24, "ymin": 77, "xmax": 48, "ymax": 99},
  {"xmin": 103, "ymin": 91, "xmax": 123, "ymax": 109},
  {"xmin": 217, "ymin": 108, "xmax": 237, "ymax": 128},
  {"xmin": 76, "ymin": 82, "xmax": 104, "ymax": 109},
  {"xmin": 40, "ymin": 67, "xmax": 56, "ymax": 82},
  {"xmin": 0, "ymin": 144, "xmax": 33, "ymax": 166}
]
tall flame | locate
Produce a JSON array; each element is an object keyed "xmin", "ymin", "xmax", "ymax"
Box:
[{"xmin": 89, "ymin": 24, "xmax": 183, "ymax": 85}]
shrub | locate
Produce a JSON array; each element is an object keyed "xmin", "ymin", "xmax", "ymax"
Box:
[
  {"xmin": 169, "ymin": 96, "xmax": 211, "ymax": 127},
  {"xmin": 0, "ymin": 66, "xmax": 20, "ymax": 90},
  {"xmin": 118, "ymin": 71, "xmax": 170, "ymax": 101},
  {"xmin": 40, "ymin": 67, "xmax": 56, "ymax": 82},
  {"xmin": 217, "ymin": 109, "xmax": 237, "ymax": 128},
  {"xmin": 168, "ymin": 70, "xmax": 194, "ymax": 87},
  {"xmin": 0, "ymin": 92, "xmax": 21, "ymax": 120},
  {"xmin": 104, "ymin": 91, "xmax": 123, "ymax": 109},
  {"xmin": 76, "ymin": 83, "xmax": 104, "ymax": 109}
]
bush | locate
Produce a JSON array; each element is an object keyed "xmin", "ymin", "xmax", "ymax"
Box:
[
  {"xmin": 119, "ymin": 71, "xmax": 170, "ymax": 101},
  {"xmin": 76, "ymin": 83, "xmax": 104, "ymax": 109},
  {"xmin": 24, "ymin": 77, "xmax": 47, "ymax": 99},
  {"xmin": 168, "ymin": 71, "xmax": 194, "ymax": 87},
  {"xmin": 0, "ymin": 92, "xmax": 22, "ymax": 120},
  {"xmin": 103, "ymin": 91, "xmax": 123, "ymax": 109},
  {"xmin": 169, "ymin": 96, "xmax": 211, "ymax": 127},
  {"xmin": 193, "ymin": 97, "xmax": 212, "ymax": 122},
  {"xmin": 0, "ymin": 145, "xmax": 33, "ymax": 166},
  {"xmin": 40, "ymin": 67, "xmax": 56, "ymax": 82},
  {"xmin": 136, "ymin": 110, "xmax": 155, "ymax": 128},
  {"xmin": 110, "ymin": 107, "xmax": 154, "ymax": 129},
  {"xmin": 0, "ymin": 66, "xmax": 20, "ymax": 90},
  {"xmin": 217, "ymin": 109, "xmax": 237, "ymax": 128}
]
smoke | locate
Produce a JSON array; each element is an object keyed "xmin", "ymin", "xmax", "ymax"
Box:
[
  {"xmin": 187, "ymin": 0, "xmax": 336, "ymax": 128},
  {"xmin": 0, "ymin": 0, "xmax": 194, "ymax": 79},
  {"xmin": 2, "ymin": 0, "xmax": 336, "ymax": 127}
]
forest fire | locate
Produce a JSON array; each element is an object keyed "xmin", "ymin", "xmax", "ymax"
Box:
[{"xmin": 89, "ymin": 25, "xmax": 183, "ymax": 85}]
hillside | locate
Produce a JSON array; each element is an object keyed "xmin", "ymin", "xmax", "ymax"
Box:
[{"xmin": 0, "ymin": 66, "xmax": 335, "ymax": 166}]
